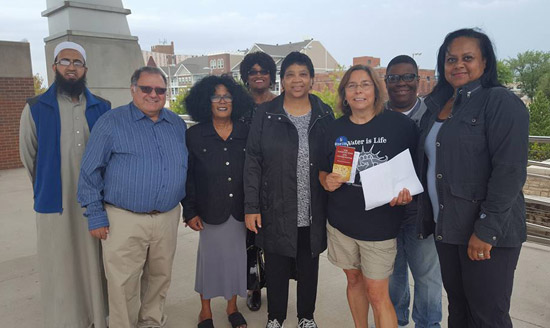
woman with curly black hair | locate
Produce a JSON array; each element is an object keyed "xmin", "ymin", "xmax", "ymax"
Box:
[{"xmin": 181, "ymin": 75, "xmax": 254, "ymax": 328}]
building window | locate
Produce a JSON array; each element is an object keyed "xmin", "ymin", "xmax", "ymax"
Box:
[
  {"xmin": 217, "ymin": 59, "xmax": 224, "ymax": 68},
  {"xmin": 426, "ymin": 76, "xmax": 430, "ymax": 81},
  {"xmin": 210, "ymin": 59, "xmax": 216, "ymax": 69}
]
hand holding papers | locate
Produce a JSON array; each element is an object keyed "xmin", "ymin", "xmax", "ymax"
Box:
[{"xmin": 359, "ymin": 149, "xmax": 423, "ymax": 211}]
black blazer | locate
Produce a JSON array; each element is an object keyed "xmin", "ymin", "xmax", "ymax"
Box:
[{"xmin": 181, "ymin": 120, "xmax": 249, "ymax": 224}]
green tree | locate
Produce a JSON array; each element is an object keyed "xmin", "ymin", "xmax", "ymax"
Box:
[
  {"xmin": 171, "ymin": 88, "xmax": 189, "ymax": 115},
  {"xmin": 528, "ymin": 91, "xmax": 550, "ymax": 160},
  {"xmin": 33, "ymin": 73, "xmax": 46, "ymax": 95},
  {"xmin": 497, "ymin": 60, "xmax": 513, "ymax": 85},
  {"xmin": 508, "ymin": 50, "xmax": 550, "ymax": 99},
  {"xmin": 312, "ymin": 71, "xmax": 343, "ymax": 118},
  {"xmin": 537, "ymin": 72, "xmax": 550, "ymax": 99}
]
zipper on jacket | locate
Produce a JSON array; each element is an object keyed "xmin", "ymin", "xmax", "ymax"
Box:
[
  {"xmin": 466, "ymin": 85, "xmax": 481, "ymax": 99},
  {"xmin": 306, "ymin": 110, "xmax": 331, "ymax": 226}
]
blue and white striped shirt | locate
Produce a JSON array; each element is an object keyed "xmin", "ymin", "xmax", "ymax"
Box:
[{"xmin": 78, "ymin": 102, "xmax": 188, "ymax": 230}]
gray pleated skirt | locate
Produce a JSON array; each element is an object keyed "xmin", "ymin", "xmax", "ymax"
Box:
[{"xmin": 195, "ymin": 215, "xmax": 247, "ymax": 300}]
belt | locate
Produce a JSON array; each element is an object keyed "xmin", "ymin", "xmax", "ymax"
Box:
[{"xmin": 105, "ymin": 203, "xmax": 163, "ymax": 215}]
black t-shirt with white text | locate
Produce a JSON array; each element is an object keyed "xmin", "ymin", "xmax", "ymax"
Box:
[{"xmin": 320, "ymin": 110, "xmax": 418, "ymax": 241}]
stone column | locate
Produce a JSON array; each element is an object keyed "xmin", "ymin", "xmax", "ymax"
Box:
[{"xmin": 42, "ymin": 0, "xmax": 144, "ymax": 106}]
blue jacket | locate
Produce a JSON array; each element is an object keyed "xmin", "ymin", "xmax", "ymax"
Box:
[{"xmin": 27, "ymin": 83, "xmax": 110, "ymax": 213}]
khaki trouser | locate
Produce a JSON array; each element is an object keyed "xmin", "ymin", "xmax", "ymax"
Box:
[{"xmin": 102, "ymin": 204, "xmax": 180, "ymax": 328}]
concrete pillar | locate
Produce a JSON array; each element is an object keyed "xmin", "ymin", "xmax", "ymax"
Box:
[{"xmin": 42, "ymin": 0, "xmax": 144, "ymax": 107}]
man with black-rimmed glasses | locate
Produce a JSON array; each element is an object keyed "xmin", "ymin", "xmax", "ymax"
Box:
[
  {"xmin": 78, "ymin": 66, "xmax": 188, "ymax": 328},
  {"xmin": 384, "ymin": 55, "xmax": 443, "ymax": 328}
]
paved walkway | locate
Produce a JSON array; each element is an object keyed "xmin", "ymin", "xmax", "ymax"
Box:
[{"xmin": 1, "ymin": 168, "xmax": 549, "ymax": 327}]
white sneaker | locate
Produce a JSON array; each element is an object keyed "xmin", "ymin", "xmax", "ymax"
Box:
[
  {"xmin": 298, "ymin": 318, "xmax": 318, "ymax": 328},
  {"xmin": 266, "ymin": 318, "xmax": 284, "ymax": 328}
]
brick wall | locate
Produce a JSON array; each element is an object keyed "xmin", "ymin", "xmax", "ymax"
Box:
[
  {"xmin": 0, "ymin": 40, "xmax": 34, "ymax": 170},
  {"xmin": 0, "ymin": 77, "xmax": 34, "ymax": 169}
]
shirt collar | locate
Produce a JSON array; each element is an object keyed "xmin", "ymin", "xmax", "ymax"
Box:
[
  {"xmin": 201, "ymin": 120, "xmax": 248, "ymax": 139},
  {"xmin": 129, "ymin": 102, "xmax": 175, "ymax": 124},
  {"xmin": 385, "ymin": 98, "xmax": 420, "ymax": 115},
  {"xmin": 58, "ymin": 90, "xmax": 84, "ymax": 104},
  {"xmin": 456, "ymin": 79, "xmax": 483, "ymax": 97}
]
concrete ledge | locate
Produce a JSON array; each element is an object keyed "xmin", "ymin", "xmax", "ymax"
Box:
[
  {"xmin": 525, "ymin": 194, "xmax": 550, "ymax": 206},
  {"xmin": 42, "ymin": 1, "xmax": 131, "ymax": 17},
  {"xmin": 44, "ymin": 30, "xmax": 138, "ymax": 42}
]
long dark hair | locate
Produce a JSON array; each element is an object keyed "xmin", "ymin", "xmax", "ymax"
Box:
[{"xmin": 431, "ymin": 28, "xmax": 501, "ymax": 97}]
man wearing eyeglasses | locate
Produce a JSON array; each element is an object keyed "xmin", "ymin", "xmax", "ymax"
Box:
[
  {"xmin": 78, "ymin": 66, "xmax": 188, "ymax": 328},
  {"xmin": 384, "ymin": 55, "xmax": 442, "ymax": 328},
  {"xmin": 19, "ymin": 41, "xmax": 110, "ymax": 328}
]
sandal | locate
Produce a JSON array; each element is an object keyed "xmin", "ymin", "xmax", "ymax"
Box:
[
  {"xmin": 228, "ymin": 311, "xmax": 247, "ymax": 328},
  {"xmin": 198, "ymin": 318, "xmax": 214, "ymax": 328}
]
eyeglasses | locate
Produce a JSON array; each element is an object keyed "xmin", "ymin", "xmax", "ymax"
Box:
[
  {"xmin": 345, "ymin": 81, "xmax": 374, "ymax": 91},
  {"xmin": 248, "ymin": 69, "xmax": 269, "ymax": 76},
  {"xmin": 385, "ymin": 73, "xmax": 418, "ymax": 84},
  {"xmin": 137, "ymin": 85, "xmax": 167, "ymax": 95},
  {"xmin": 55, "ymin": 58, "xmax": 85, "ymax": 68},
  {"xmin": 210, "ymin": 95, "xmax": 233, "ymax": 103}
]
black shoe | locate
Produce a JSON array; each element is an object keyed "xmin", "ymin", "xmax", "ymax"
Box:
[{"xmin": 246, "ymin": 289, "xmax": 261, "ymax": 311}]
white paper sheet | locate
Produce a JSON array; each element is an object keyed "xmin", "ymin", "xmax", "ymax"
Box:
[
  {"xmin": 346, "ymin": 151, "xmax": 360, "ymax": 184},
  {"xmin": 359, "ymin": 149, "xmax": 424, "ymax": 211}
]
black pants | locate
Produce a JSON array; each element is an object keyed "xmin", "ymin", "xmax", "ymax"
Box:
[
  {"xmin": 265, "ymin": 227, "xmax": 319, "ymax": 322},
  {"xmin": 435, "ymin": 241, "xmax": 521, "ymax": 328}
]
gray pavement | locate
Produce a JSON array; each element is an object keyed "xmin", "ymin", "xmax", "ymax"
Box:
[{"xmin": 1, "ymin": 167, "xmax": 549, "ymax": 328}]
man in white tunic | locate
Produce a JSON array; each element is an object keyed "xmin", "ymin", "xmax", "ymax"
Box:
[{"xmin": 19, "ymin": 42, "xmax": 110, "ymax": 328}]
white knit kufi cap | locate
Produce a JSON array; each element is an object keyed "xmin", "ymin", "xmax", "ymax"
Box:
[{"xmin": 54, "ymin": 41, "xmax": 87, "ymax": 63}]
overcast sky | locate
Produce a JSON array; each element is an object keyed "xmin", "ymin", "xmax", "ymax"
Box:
[{"xmin": 2, "ymin": 0, "xmax": 549, "ymax": 82}]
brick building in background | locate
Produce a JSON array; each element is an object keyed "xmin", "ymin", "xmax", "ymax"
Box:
[
  {"xmin": 142, "ymin": 41, "xmax": 190, "ymax": 67},
  {"xmin": 0, "ymin": 41, "xmax": 35, "ymax": 170},
  {"xmin": 312, "ymin": 55, "xmax": 436, "ymax": 97}
]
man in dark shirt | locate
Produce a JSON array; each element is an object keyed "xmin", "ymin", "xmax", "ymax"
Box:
[{"xmin": 78, "ymin": 66, "xmax": 188, "ymax": 328}]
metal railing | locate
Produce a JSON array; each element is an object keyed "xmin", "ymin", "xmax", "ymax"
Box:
[
  {"xmin": 179, "ymin": 114, "xmax": 195, "ymax": 127},
  {"xmin": 526, "ymin": 136, "xmax": 550, "ymax": 246}
]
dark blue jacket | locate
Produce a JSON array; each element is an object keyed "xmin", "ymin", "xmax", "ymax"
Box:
[
  {"xmin": 416, "ymin": 80, "xmax": 529, "ymax": 247},
  {"xmin": 27, "ymin": 83, "xmax": 110, "ymax": 213}
]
